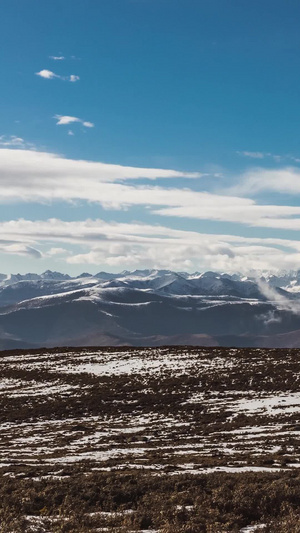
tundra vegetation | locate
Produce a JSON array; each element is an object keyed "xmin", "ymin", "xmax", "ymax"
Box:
[{"xmin": 1, "ymin": 346, "xmax": 300, "ymax": 531}]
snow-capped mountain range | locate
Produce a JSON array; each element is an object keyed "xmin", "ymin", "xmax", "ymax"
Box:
[
  {"xmin": 1, "ymin": 268, "xmax": 300, "ymax": 349},
  {"xmin": 2, "ymin": 268, "xmax": 300, "ymax": 291}
]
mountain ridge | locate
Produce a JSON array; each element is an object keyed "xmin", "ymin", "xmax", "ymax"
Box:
[{"xmin": 1, "ymin": 268, "xmax": 300, "ymax": 349}]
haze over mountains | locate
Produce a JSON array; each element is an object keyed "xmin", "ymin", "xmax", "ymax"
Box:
[{"xmin": 1, "ymin": 269, "xmax": 300, "ymax": 349}]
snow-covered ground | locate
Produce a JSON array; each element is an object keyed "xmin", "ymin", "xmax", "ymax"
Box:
[
  {"xmin": 0, "ymin": 346, "xmax": 299, "ymax": 476},
  {"xmin": 0, "ymin": 345, "xmax": 299, "ymax": 532}
]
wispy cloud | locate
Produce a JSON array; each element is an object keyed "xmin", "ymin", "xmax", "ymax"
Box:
[
  {"xmin": 54, "ymin": 115, "xmax": 94, "ymax": 128},
  {"xmin": 49, "ymin": 55, "xmax": 81, "ymax": 61},
  {"xmin": 237, "ymin": 151, "xmax": 267, "ymax": 159},
  {"xmin": 257, "ymin": 279, "xmax": 300, "ymax": 315},
  {"xmin": 0, "ymin": 135, "xmax": 25, "ymax": 147},
  {"xmin": 0, "ymin": 136, "xmax": 35, "ymax": 150},
  {"xmin": 237, "ymin": 151, "xmax": 300, "ymax": 164},
  {"xmin": 231, "ymin": 167, "xmax": 300, "ymax": 196},
  {"xmin": 237, "ymin": 150, "xmax": 282, "ymax": 162},
  {"xmin": 49, "ymin": 55, "xmax": 65, "ymax": 60},
  {"xmin": 35, "ymin": 69, "xmax": 80, "ymax": 82}
]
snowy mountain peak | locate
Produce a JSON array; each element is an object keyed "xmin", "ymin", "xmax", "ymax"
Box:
[
  {"xmin": 1, "ymin": 269, "xmax": 300, "ymax": 295},
  {"xmin": 41, "ymin": 270, "xmax": 71, "ymax": 280}
]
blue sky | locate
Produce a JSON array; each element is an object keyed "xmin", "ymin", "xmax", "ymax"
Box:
[{"xmin": 2, "ymin": 0, "xmax": 300, "ymax": 275}]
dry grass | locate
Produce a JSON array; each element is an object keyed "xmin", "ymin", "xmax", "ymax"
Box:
[{"xmin": 0, "ymin": 346, "xmax": 300, "ymax": 531}]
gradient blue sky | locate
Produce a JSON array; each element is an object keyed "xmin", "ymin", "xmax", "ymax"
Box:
[{"xmin": 1, "ymin": 0, "xmax": 300, "ymax": 275}]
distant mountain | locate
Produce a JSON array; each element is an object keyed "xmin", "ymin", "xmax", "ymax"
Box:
[
  {"xmin": 1, "ymin": 269, "xmax": 300, "ymax": 349},
  {"xmin": 1, "ymin": 270, "xmax": 71, "ymax": 286}
]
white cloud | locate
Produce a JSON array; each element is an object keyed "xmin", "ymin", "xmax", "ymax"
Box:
[
  {"xmin": 0, "ymin": 136, "xmax": 36, "ymax": 150},
  {"xmin": 49, "ymin": 55, "xmax": 81, "ymax": 61},
  {"xmin": 1, "ymin": 149, "xmax": 300, "ymax": 232},
  {"xmin": 0, "ymin": 135, "xmax": 25, "ymax": 147},
  {"xmin": 257, "ymin": 279, "xmax": 300, "ymax": 315},
  {"xmin": 2, "ymin": 147, "xmax": 300, "ymax": 272},
  {"xmin": 68, "ymin": 130, "xmax": 74, "ymax": 136},
  {"xmin": 236, "ymin": 151, "xmax": 300, "ymax": 164},
  {"xmin": 54, "ymin": 115, "xmax": 94, "ymax": 127},
  {"xmin": 46, "ymin": 247, "xmax": 69, "ymax": 257},
  {"xmin": 35, "ymin": 70, "xmax": 80, "ymax": 82},
  {"xmin": 82, "ymin": 121, "xmax": 94, "ymax": 128},
  {"xmin": 0, "ymin": 242, "xmax": 42, "ymax": 259},
  {"xmin": 151, "ymin": 203, "xmax": 300, "ymax": 229},
  {"xmin": 55, "ymin": 115, "xmax": 79, "ymax": 125},
  {"xmin": 237, "ymin": 151, "xmax": 266, "ymax": 159},
  {"xmin": 36, "ymin": 69, "xmax": 57, "ymax": 79},
  {"xmin": 232, "ymin": 167, "xmax": 300, "ymax": 196},
  {"xmin": 0, "ymin": 148, "xmax": 200, "ymax": 189},
  {"xmin": 1, "ymin": 218, "xmax": 300, "ymax": 273}
]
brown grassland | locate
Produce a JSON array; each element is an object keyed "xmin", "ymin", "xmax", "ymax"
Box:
[{"xmin": 0, "ymin": 346, "xmax": 300, "ymax": 531}]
